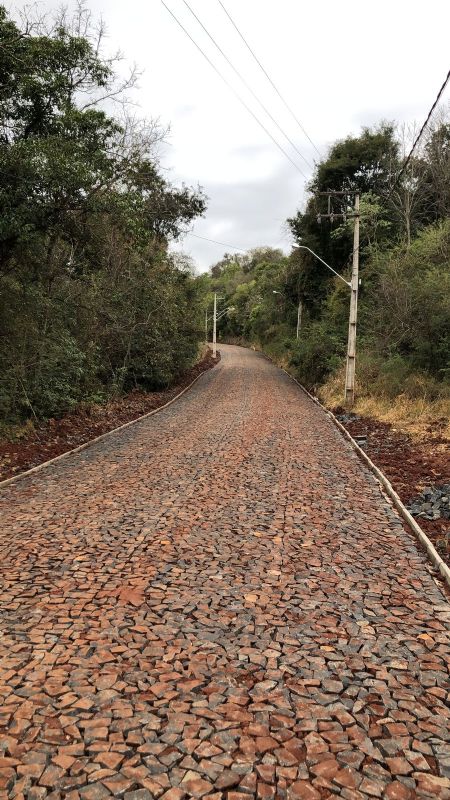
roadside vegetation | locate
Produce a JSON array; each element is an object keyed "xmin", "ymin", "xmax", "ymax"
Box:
[
  {"xmin": 207, "ymin": 119, "xmax": 450, "ymax": 438},
  {"xmin": 0, "ymin": 4, "xmax": 206, "ymax": 431}
]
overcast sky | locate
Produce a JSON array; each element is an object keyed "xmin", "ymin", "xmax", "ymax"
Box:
[{"xmin": 8, "ymin": 0, "xmax": 450, "ymax": 270}]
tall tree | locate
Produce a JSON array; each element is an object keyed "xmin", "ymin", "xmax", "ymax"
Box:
[
  {"xmin": 287, "ymin": 124, "xmax": 399, "ymax": 312},
  {"xmin": 0, "ymin": 3, "xmax": 207, "ymax": 423}
]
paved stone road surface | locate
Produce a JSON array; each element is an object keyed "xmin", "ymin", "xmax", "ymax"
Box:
[{"xmin": 1, "ymin": 345, "xmax": 449, "ymax": 800}]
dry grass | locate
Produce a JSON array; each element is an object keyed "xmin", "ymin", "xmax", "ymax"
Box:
[
  {"xmin": 231, "ymin": 341, "xmax": 450, "ymax": 443},
  {"xmin": 319, "ymin": 367, "xmax": 450, "ymax": 441}
]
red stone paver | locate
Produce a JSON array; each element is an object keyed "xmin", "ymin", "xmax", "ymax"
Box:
[{"xmin": 0, "ymin": 345, "xmax": 449, "ymax": 799}]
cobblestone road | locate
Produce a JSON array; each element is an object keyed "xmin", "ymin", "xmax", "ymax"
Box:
[{"xmin": 1, "ymin": 345, "xmax": 449, "ymax": 800}]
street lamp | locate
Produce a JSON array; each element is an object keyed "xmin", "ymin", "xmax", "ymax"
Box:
[
  {"xmin": 216, "ymin": 306, "xmax": 235, "ymax": 321},
  {"xmin": 208, "ymin": 293, "xmax": 224, "ymax": 359},
  {"xmin": 272, "ymin": 290, "xmax": 302, "ymax": 340},
  {"xmin": 293, "ymin": 219, "xmax": 360, "ymax": 407},
  {"xmin": 209, "ymin": 293, "xmax": 234, "ymax": 358},
  {"xmin": 292, "ymin": 246, "xmax": 351, "ymax": 288}
]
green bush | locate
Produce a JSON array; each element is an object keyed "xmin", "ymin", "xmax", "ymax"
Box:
[
  {"xmin": 289, "ymin": 322, "xmax": 345, "ymax": 390},
  {"xmin": 354, "ymin": 351, "xmax": 449, "ymax": 402}
]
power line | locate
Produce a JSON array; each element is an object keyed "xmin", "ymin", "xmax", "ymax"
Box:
[
  {"xmin": 186, "ymin": 232, "xmax": 287, "ymax": 254},
  {"xmin": 217, "ymin": 0, "xmax": 321, "ymax": 160},
  {"xmin": 389, "ymin": 67, "xmax": 450, "ymax": 197},
  {"xmin": 161, "ymin": 0, "xmax": 308, "ymax": 179},
  {"xmin": 182, "ymin": 0, "xmax": 312, "ymax": 170},
  {"xmin": 187, "ymin": 233, "xmax": 246, "ymax": 251},
  {"xmin": 315, "ymin": 68, "xmax": 450, "ymax": 270}
]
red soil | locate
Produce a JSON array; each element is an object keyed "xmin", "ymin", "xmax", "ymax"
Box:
[{"xmin": 334, "ymin": 408, "xmax": 450, "ymax": 565}]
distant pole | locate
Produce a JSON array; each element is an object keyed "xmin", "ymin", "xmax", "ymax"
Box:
[
  {"xmin": 205, "ymin": 309, "xmax": 208, "ymax": 344},
  {"xmin": 296, "ymin": 299, "xmax": 302, "ymax": 340},
  {"xmin": 344, "ymin": 193, "xmax": 360, "ymax": 406},
  {"xmin": 212, "ymin": 292, "xmax": 217, "ymax": 358}
]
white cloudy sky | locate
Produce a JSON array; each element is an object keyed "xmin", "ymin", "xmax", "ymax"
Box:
[{"xmin": 8, "ymin": 0, "xmax": 450, "ymax": 270}]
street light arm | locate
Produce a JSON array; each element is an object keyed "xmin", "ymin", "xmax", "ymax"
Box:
[
  {"xmin": 272, "ymin": 290, "xmax": 298, "ymax": 312},
  {"xmin": 215, "ymin": 306, "xmax": 235, "ymax": 322},
  {"xmin": 295, "ymin": 245, "xmax": 351, "ymax": 288}
]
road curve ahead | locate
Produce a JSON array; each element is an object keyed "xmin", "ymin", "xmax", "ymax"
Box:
[{"xmin": 1, "ymin": 344, "xmax": 449, "ymax": 800}]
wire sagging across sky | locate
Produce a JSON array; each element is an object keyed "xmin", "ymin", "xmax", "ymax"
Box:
[
  {"xmin": 217, "ymin": 0, "xmax": 322, "ymax": 160},
  {"xmin": 188, "ymin": 233, "xmax": 246, "ymax": 252},
  {"xmin": 182, "ymin": 0, "xmax": 313, "ymax": 170},
  {"xmin": 389, "ymin": 67, "xmax": 450, "ymax": 197},
  {"xmin": 161, "ymin": 0, "xmax": 308, "ymax": 180}
]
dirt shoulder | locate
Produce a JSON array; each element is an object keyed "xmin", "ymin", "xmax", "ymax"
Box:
[
  {"xmin": 333, "ymin": 407, "xmax": 450, "ymax": 566},
  {"xmin": 0, "ymin": 349, "xmax": 219, "ymax": 482}
]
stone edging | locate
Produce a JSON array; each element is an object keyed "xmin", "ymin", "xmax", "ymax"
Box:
[
  {"xmin": 0, "ymin": 368, "xmax": 214, "ymax": 490},
  {"xmin": 280, "ymin": 366, "xmax": 450, "ymax": 590}
]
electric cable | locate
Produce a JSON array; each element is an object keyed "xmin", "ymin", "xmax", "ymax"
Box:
[
  {"xmin": 388, "ymin": 67, "xmax": 450, "ymax": 197},
  {"xmin": 161, "ymin": 0, "xmax": 308, "ymax": 179},
  {"xmin": 187, "ymin": 233, "xmax": 246, "ymax": 251},
  {"xmin": 182, "ymin": 0, "xmax": 313, "ymax": 169},
  {"xmin": 217, "ymin": 0, "xmax": 321, "ymax": 159}
]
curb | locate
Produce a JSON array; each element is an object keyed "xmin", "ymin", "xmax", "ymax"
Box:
[
  {"xmin": 279, "ymin": 366, "xmax": 450, "ymax": 590},
  {"xmin": 0, "ymin": 365, "xmax": 216, "ymax": 491}
]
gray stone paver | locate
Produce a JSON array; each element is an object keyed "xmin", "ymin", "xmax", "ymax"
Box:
[{"xmin": 0, "ymin": 344, "xmax": 449, "ymax": 800}]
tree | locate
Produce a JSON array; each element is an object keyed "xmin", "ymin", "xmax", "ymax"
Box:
[
  {"xmin": 287, "ymin": 125, "xmax": 400, "ymax": 309},
  {"xmin": 0, "ymin": 3, "xmax": 207, "ymax": 423}
]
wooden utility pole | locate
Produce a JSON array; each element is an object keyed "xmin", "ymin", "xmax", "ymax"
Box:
[
  {"xmin": 316, "ymin": 190, "xmax": 360, "ymax": 406},
  {"xmin": 212, "ymin": 292, "xmax": 217, "ymax": 358},
  {"xmin": 344, "ymin": 193, "xmax": 360, "ymax": 405},
  {"xmin": 205, "ymin": 309, "xmax": 208, "ymax": 344}
]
